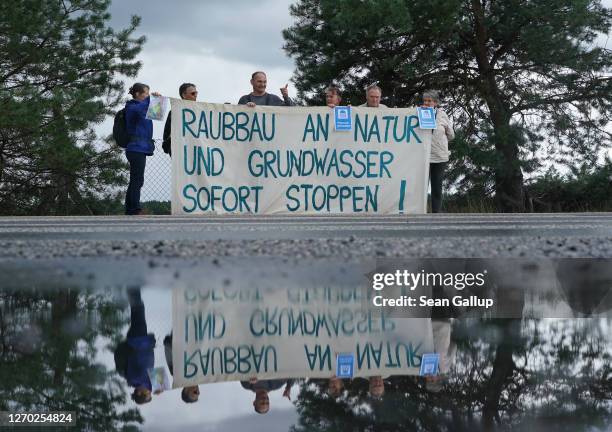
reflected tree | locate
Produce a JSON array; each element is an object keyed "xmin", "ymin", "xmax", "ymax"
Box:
[
  {"xmin": 0, "ymin": 288, "xmax": 143, "ymax": 431},
  {"xmin": 291, "ymin": 319, "xmax": 612, "ymax": 432}
]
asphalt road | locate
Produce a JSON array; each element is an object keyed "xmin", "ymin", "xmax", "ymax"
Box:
[{"xmin": 0, "ymin": 214, "xmax": 611, "ymax": 260}]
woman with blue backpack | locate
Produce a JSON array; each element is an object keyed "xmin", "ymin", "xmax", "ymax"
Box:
[{"xmin": 123, "ymin": 83, "xmax": 162, "ymax": 215}]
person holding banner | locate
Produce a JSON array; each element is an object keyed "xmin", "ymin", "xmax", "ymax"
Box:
[
  {"xmin": 238, "ymin": 71, "xmax": 294, "ymax": 107},
  {"xmin": 325, "ymin": 85, "xmax": 343, "ymax": 108},
  {"xmin": 422, "ymin": 90, "xmax": 455, "ymax": 213},
  {"xmin": 124, "ymin": 83, "xmax": 162, "ymax": 215},
  {"xmin": 240, "ymin": 378, "xmax": 294, "ymax": 414},
  {"xmin": 162, "ymin": 83, "xmax": 198, "ymax": 157},
  {"xmin": 359, "ymin": 84, "xmax": 387, "ymax": 108}
]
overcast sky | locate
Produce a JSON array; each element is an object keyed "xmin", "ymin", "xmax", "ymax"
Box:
[
  {"xmin": 107, "ymin": 0, "xmax": 612, "ymax": 105},
  {"xmin": 108, "ymin": 0, "xmax": 296, "ymax": 105}
]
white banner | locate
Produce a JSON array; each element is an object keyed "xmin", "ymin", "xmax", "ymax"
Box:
[
  {"xmin": 170, "ymin": 100, "xmax": 431, "ymax": 215},
  {"xmin": 171, "ymin": 286, "xmax": 434, "ymax": 387}
]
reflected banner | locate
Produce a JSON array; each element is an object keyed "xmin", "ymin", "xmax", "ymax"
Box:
[{"xmin": 171, "ymin": 286, "xmax": 434, "ymax": 387}]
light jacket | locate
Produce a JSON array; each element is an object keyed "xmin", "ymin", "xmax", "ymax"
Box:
[{"xmin": 430, "ymin": 109, "xmax": 455, "ymax": 163}]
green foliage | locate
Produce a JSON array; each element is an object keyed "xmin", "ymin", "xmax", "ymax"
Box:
[
  {"xmin": 0, "ymin": 289, "xmax": 143, "ymax": 431},
  {"xmin": 0, "ymin": 0, "xmax": 144, "ymax": 215},
  {"xmin": 525, "ymin": 159, "xmax": 612, "ymax": 211},
  {"xmin": 284, "ymin": 0, "xmax": 612, "ymax": 211},
  {"xmin": 79, "ymin": 191, "xmax": 126, "ymax": 215},
  {"xmin": 142, "ymin": 200, "xmax": 171, "ymax": 215},
  {"xmin": 291, "ymin": 319, "xmax": 612, "ymax": 431},
  {"xmin": 444, "ymin": 159, "xmax": 612, "ymax": 211}
]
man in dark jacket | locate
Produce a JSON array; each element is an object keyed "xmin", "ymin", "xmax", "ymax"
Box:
[
  {"xmin": 162, "ymin": 83, "xmax": 198, "ymax": 156},
  {"xmin": 114, "ymin": 288, "xmax": 156, "ymax": 404}
]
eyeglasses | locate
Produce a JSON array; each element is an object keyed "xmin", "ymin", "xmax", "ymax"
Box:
[{"xmin": 189, "ymin": 91, "xmax": 198, "ymax": 95}]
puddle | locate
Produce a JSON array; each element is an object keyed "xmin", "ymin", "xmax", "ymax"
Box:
[{"xmin": 0, "ymin": 258, "xmax": 610, "ymax": 431}]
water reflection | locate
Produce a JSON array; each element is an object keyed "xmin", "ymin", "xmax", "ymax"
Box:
[
  {"xmin": 163, "ymin": 333, "xmax": 201, "ymax": 404},
  {"xmin": 0, "ymin": 288, "xmax": 143, "ymax": 430},
  {"xmin": 115, "ymin": 288, "xmax": 155, "ymax": 405},
  {"xmin": 292, "ymin": 318, "xmax": 612, "ymax": 432},
  {"xmin": 0, "ymin": 284, "xmax": 610, "ymax": 431},
  {"xmin": 241, "ymin": 378, "xmax": 294, "ymax": 414}
]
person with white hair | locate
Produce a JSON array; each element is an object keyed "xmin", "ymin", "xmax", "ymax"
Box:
[
  {"xmin": 359, "ymin": 84, "xmax": 387, "ymax": 108},
  {"xmin": 422, "ymin": 90, "xmax": 455, "ymax": 213}
]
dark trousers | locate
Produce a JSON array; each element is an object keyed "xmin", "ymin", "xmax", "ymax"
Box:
[
  {"xmin": 430, "ymin": 162, "xmax": 447, "ymax": 213},
  {"xmin": 125, "ymin": 151, "xmax": 147, "ymax": 215},
  {"xmin": 127, "ymin": 288, "xmax": 147, "ymax": 337}
]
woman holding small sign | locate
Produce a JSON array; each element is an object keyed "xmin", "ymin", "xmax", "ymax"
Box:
[
  {"xmin": 123, "ymin": 83, "xmax": 162, "ymax": 215},
  {"xmin": 422, "ymin": 90, "xmax": 455, "ymax": 213}
]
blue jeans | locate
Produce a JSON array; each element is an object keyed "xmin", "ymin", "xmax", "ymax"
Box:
[{"xmin": 125, "ymin": 151, "xmax": 147, "ymax": 215}]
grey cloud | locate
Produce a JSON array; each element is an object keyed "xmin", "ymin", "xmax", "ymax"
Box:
[{"xmin": 109, "ymin": 0, "xmax": 295, "ymax": 68}]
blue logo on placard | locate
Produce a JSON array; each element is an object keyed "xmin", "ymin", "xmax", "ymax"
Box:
[
  {"xmin": 336, "ymin": 353, "xmax": 354, "ymax": 378},
  {"xmin": 417, "ymin": 107, "xmax": 437, "ymax": 129},
  {"xmin": 334, "ymin": 106, "xmax": 352, "ymax": 131},
  {"xmin": 419, "ymin": 353, "xmax": 440, "ymax": 376}
]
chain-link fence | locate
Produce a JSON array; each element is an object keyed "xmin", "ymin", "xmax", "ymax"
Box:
[{"xmin": 139, "ymin": 139, "xmax": 172, "ymax": 213}]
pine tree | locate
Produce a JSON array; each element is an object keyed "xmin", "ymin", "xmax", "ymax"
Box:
[
  {"xmin": 0, "ymin": 0, "xmax": 145, "ymax": 215},
  {"xmin": 0, "ymin": 289, "xmax": 143, "ymax": 430},
  {"xmin": 283, "ymin": 0, "xmax": 612, "ymax": 211}
]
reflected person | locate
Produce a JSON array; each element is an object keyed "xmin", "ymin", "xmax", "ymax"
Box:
[
  {"xmin": 114, "ymin": 288, "xmax": 156, "ymax": 404},
  {"xmin": 426, "ymin": 318, "xmax": 457, "ymax": 393},
  {"xmin": 241, "ymin": 377, "xmax": 294, "ymax": 414},
  {"xmin": 163, "ymin": 333, "xmax": 200, "ymax": 403},
  {"xmin": 369, "ymin": 376, "xmax": 385, "ymax": 398},
  {"xmin": 328, "ymin": 376, "xmax": 344, "ymax": 398}
]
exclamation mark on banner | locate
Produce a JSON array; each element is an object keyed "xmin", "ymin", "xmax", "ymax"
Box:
[{"xmin": 399, "ymin": 180, "xmax": 407, "ymax": 214}]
